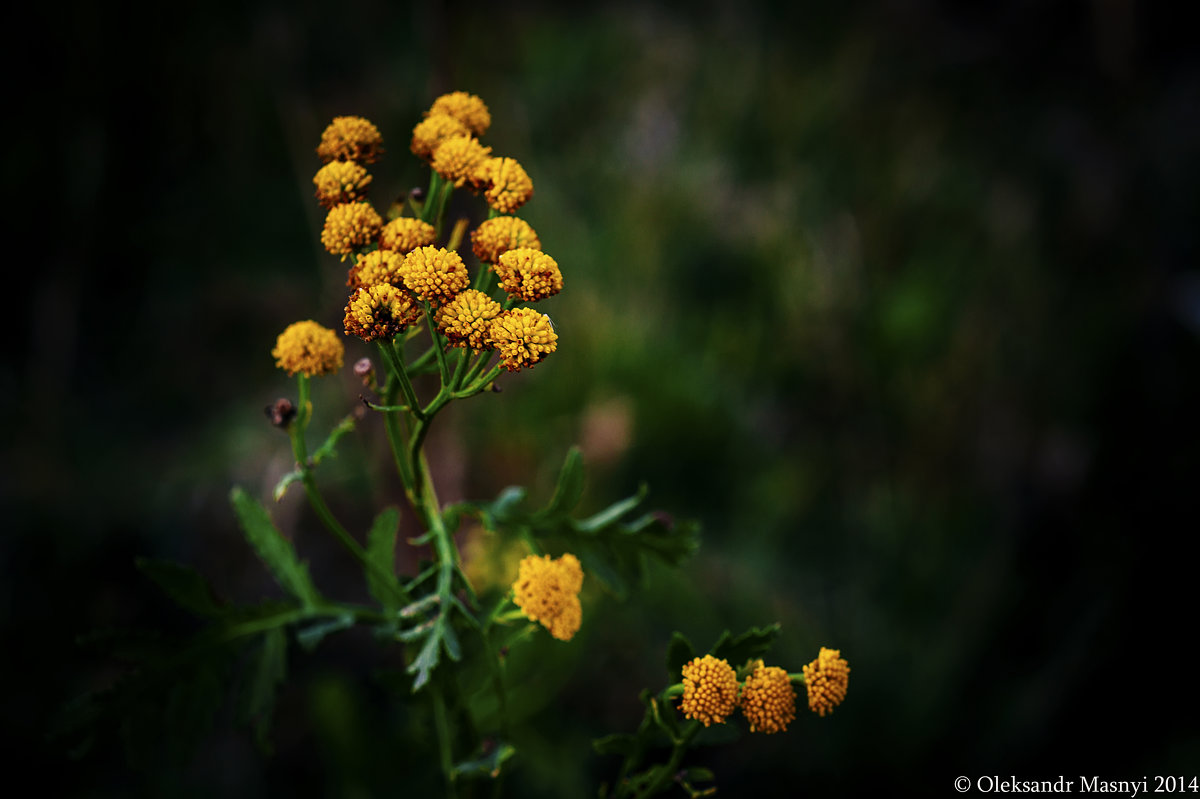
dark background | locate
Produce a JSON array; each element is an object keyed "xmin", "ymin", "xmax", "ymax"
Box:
[{"xmin": 4, "ymin": 0, "xmax": 1198, "ymax": 795}]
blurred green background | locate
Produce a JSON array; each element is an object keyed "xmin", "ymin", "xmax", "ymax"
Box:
[{"xmin": 5, "ymin": 0, "xmax": 1199, "ymax": 795}]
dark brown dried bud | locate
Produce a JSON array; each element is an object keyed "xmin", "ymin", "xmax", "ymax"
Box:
[
  {"xmin": 265, "ymin": 398, "xmax": 296, "ymax": 428},
  {"xmin": 409, "ymin": 186, "xmax": 426, "ymax": 203},
  {"xmin": 353, "ymin": 357, "xmax": 375, "ymax": 388}
]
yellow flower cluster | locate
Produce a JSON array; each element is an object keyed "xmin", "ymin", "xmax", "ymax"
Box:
[
  {"xmin": 272, "ymin": 320, "xmax": 344, "ymax": 377},
  {"xmin": 317, "ymin": 116, "xmax": 384, "ymax": 164},
  {"xmin": 313, "ymin": 160, "xmax": 372, "ymax": 209},
  {"xmin": 347, "ymin": 249, "xmax": 404, "ymax": 291},
  {"xmin": 411, "ymin": 114, "xmax": 470, "ymax": 161},
  {"xmin": 494, "ymin": 248, "xmax": 563, "ymax": 302},
  {"xmin": 437, "ymin": 289, "xmax": 502, "ymax": 352},
  {"xmin": 512, "ymin": 553, "xmax": 584, "ymax": 641},
  {"xmin": 490, "ymin": 308, "xmax": 558, "ymax": 371},
  {"xmin": 321, "ymin": 201, "xmax": 383, "ymax": 260},
  {"xmin": 397, "ymin": 246, "xmax": 471, "ymax": 304},
  {"xmin": 676, "ymin": 647, "xmax": 847, "ymax": 733},
  {"xmin": 343, "ymin": 284, "xmax": 422, "ymax": 342},
  {"xmin": 427, "ymin": 91, "xmax": 491, "ymax": 137},
  {"xmin": 379, "ymin": 217, "xmax": 436, "ymax": 254},
  {"xmin": 480, "ymin": 157, "xmax": 534, "ymax": 214},
  {"xmin": 471, "ymin": 216, "xmax": 541, "ymax": 264},
  {"xmin": 803, "ymin": 647, "xmax": 850, "ymax": 717},
  {"xmin": 431, "ymin": 135, "xmax": 492, "ymax": 189},
  {"xmin": 679, "ymin": 655, "xmax": 740, "ymax": 727}
]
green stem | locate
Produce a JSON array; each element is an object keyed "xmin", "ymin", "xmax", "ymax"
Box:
[
  {"xmin": 431, "ymin": 683, "xmax": 458, "ymax": 798},
  {"xmin": 423, "ymin": 301, "xmax": 451, "ymax": 387},
  {"xmin": 638, "ymin": 721, "xmax": 700, "ymax": 797},
  {"xmin": 379, "ymin": 340, "xmax": 424, "ymax": 421},
  {"xmin": 453, "ymin": 363, "xmax": 503, "ymax": 399}
]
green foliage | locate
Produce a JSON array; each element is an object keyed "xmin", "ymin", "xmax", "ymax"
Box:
[
  {"xmin": 230, "ymin": 486, "xmax": 321, "ymax": 608},
  {"xmin": 134, "ymin": 557, "xmax": 223, "ymax": 618},
  {"xmin": 365, "ymin": 507, "xmax": 400, "ymax": 616}
]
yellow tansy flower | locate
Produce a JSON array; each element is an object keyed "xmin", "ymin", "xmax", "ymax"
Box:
[
  {"xmin": 272, "ymin": 320, "xmax": 344, "ymax": 377},
  {"xmin": 379, "ymin": 217, "xmax": 436, "ymax": 254},
  {"xmin": 480, "ymin": 157, "xmax": 534, "ymax": 215},
  {"xmin": 431, "ymin": 135, "xmax": 492, "ymax": 189},
  {"xmin": 411, "ymin": 114, "xmax": 471, "ymax": 161},
  {"xmin": 313, "ymin": 161, "xmax": 373, "ymax": 209},
  {"xmin": 436, "ymin": 289, "xmax": 502, "ymax": 352},
  {"xmin": 347, "ymin": 249, "xmax": 405, "ymax": 290},
  {"xmin": 494, "ymin": 248, "xmax": 563, "ymax": 302},
  {"xmin": 512, "ymin": 553, "xmax": 584, "ymax": 641},
  {"xmin": 397, "ymin": 246, "xmax": 470, "ymax": 304},
  {"xmin": 427, "ymin": 91, "xmax": 491, "ymax": 137},
  {"xmin": 739, "ymin": 660, "xmax": 797, "ymax": 734},
  {"xmin": 317, "ymin": 116, "xmax": 384, "ymax": 164},
  {"xmin": 471, "ymin": 216, "xmax": 542, "ymax": 264},
  {"xmin": 679, "ymin": 655, "xmax": 739, "ymax": 727},
  {"xmin": 490, "ymin": 308, "xmax": 558, "ymax": 371},
  {"xmin": 802, "ymin": 647, "xmax": 850, "ymax": 717},
  {"xmin": 321, "ymin": 201, "xmax": 383, "ymax": 260},
  {"xmin": 343, "ymin": 284, "xmax": 422, "ymax": 342}
]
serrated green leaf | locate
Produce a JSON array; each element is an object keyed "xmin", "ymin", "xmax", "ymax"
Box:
[
  {"xmin": 440, "ymin": 619, "xmax": 462, "ymax": 662},
  {"xmin": 710, "ymin": 624, "xmax": 781, "ymax": 668},
  {"xmin": 241, "ymin": 627, "xmax": 287, "ymax": 752},
  {"xmin": 311, "ymin": 413, "xmax": 356, "ymax": 464},
  {"xmin": 535, "ymin": 446, "xmax": 585, "ymax": 521},
  {"xmin": 407, "ymin": 629, "xmax": 441, "ymax": 692},
  {"xmin": 489, "ymin": 485, "xmax": 529, "ymax": 523},
  {"xmin": 295, "ymin": 613, "xmax": 355, "ymax": 652},
  {"xmin": 666, "ymin": 631, "xmax": 696, "ymax": 680},
  {"xmin": 135, "ymin": 558, "xmax": 223, "ymax": 618},
  {"xmin": 452, "ymin": 741, "xmax": 516, "ymax": 779},
  {"xmin": 365, "ymin": 508, "xmax": 400, "ymax": 613},
  {"xmin": 230, "ymin": 486, "xmax": 321, "ymax": 608},
  {"xmin": 272, "ymin": 470, "xmax": 303, "ymax": 502},
  {"xmin": 573, "ymin": 485, "xmax": 647, "ymax": 533}
]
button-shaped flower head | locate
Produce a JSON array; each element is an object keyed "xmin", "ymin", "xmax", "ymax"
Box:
[
  {"xmin": 272, "ymin": 320, "xmax": 344, "ymax": 377},
  {"xmin": 479, "ymin": 157, "xmax": 534, "ymax": 215},
  {"xmin": 426, "ymin": 91, "xmax": 491, "ymax": 137},
  {"xmin": 397, "ymin": 246, "xmax": 471, "ymax": 305},
  {"xmin": 471, "ymin": 216, "xmax": 541, "ymax": 265},
  {"xmin": 347, "ymin": 249, "xmax": 405, "ymax": 291},
  {"xmin": 313, "ymin": 161, "xmax": 373, "ymax": 209},
  {"xmin": 411, "ymin": 114, "xmax": 471, "ymax": 162},
  {"xmin": 489, "ymin": 308, "xmax": 558, "ymax": 372},
  {"xmin": 739, "ymin": 660, "xmax": 797, "ymax": 734},
  {"xmin": 432, "ymin": 135, "xmax": 492, "ymax": 189},
  {"xmin": 802, "ymin": 647, "xmax": 850, "ymax": 717},
  {"xmin": 512, "ymin": 553, "xmax": 584, "ymax": 641},
  {"xmin": 436, "ymin": 289, "xmax": 502, "ymax": 352},
  {"xmin": 494, "ymin": 248, "xmax": 562, "ymax": 302},
  {"xmin": 321, "ymin": 201, "xmax": 383, "ymax": 260},
  {"xmin": 679, "ymin": 655, "xmax": 739, "ymax": 727},
  {"xmin": 317, "ymin": 116, "xmax": 384, "ymax": 164},
  {"xmin": 379, "ymin": 217, "xmax": 436, "ymax": 255},
  {"xmin": 343, "ymin": 284, "xmax": 422, "ymax": 342}
]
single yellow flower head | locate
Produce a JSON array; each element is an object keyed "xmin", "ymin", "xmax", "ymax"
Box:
[
  {"xmin": 489, "ymin": 308, "xmax": 558, "ymax": 372},
  {"xmin": 427, "ymin": 91, "xmax": 491, "ymax": 137},
  {"xmin": 802, "ymin": 647, "xmax": 850, "ymax": 717},
  {"xmin": 512, "ymin": 553, "xmax": 583, "ymax": 641},
  {"xmin": 410, "ymin": 114, "xmax": 471, "ymax": 161},
  {"xmin": 679, "ymin": 655, "xmax": 739, "ymax": 727},
  {"xmin": 494, "ymin": 248, "xmax": 563, "ymax": 302},
  {"xmin": 321, "ymin": 202, "xmax": 383, "ymax": 260},
  {"xmin": 312, "ymin": 161, "xmax": 373, "ymax": 209},
  {"xmin": 398, "ymin": 246, "xmax": 470, "ymax": 304},
  {"xmin": 471, "ymin": 216, "xmax": 541, "ymax": 264},
  {"xmin": 316, "ymin": 116, "xmax": 384, "ymax": 164},
  {"xmin": 272, "ymin": 320, "xmax": 344, "ymax": 377},
  {"xmin": 379, "ymin": 217, "xmax": 436, "ymax": 254},
  {"xmin": 739, "ymin": 660, "xmax": 797, "ymax": 734},
  {"xmin": 431, "ymin": 135, "xmax": 492, "ymax": 189},
  {"xmin": 347, "ymin": 249, "xmax": 405, "ymax": 291},
  {"xmin": 480, "ymin": 157, "xmax": 534, "ymax": 215},
  {"xmin": 436, "ymin": 289, "xmax": 502, "ymax": 352},
  {"xmin": 343, "ymin": 284, "xmax": 422, "ymax": 342}
]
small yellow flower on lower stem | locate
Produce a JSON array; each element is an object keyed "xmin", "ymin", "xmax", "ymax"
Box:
[
  {"xmin": 431, "ymin": 135, "xmax": 492, "ymax": 189},
  {"xmin": 398, "ymin": 246, "xmax": 470, "ymax": 304},
  {"xmin": 411, "ymin": 114, "xmax": 471, "ymax": 161},
  {"xmin": 512, "ymin": 553, "xmax": 584, "ymax": 641},
  {"xmin": 436, "ymin": 289, "xmax": 502, "ymax": 352},
  {"xmin": 321, "ymin": 202, "xmax": 383, "ymax": 259},
  {"xmin": 317, "ymin": 116, "xmax": 384, "ymax": 164},
  {"xmin": 739, "ymin": 660, "xmax": 797, "ymax": 734},
  {"xmin": 343, "ymin": 284, "xmax": 422, "ymax": 342},
  {"xmin": 313, "ymin": 161, "xmax": 373, "ymax": 209},
  {"xmin": 272, "ymin": 320, "xmax": 344, "ymax": 377},
  {"xmin": 489, "ymin": 308, "xmax": 558, "ymax": 371},
  {"xmin": 426, "ymin": 91, "xmax": 491, "ymax": 137},
  {"xmin": 480, "ymin": 157, "xmax": 534, "ymax": 215},
  {"xmin": 679, "ymin": 655, "xmax": 739, "ymax": 727},
  {"xmin": 494, "ymin": 248, "xmax": 563, "ymax": 302},
  {"xmin": 802, "ymin": 647, "xmax": 850, "ymax": 717},
  {"xmin": 347, "ymin": 249, "xmax": 404, "ymax": 290},
  {"xmin": 379, "ymin": 217, "xmax": 436, "ymax": 254},
  {"xmin": 471, "ymin": 216, "xmax": 541, "ymax": 264}
]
